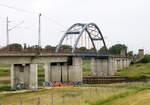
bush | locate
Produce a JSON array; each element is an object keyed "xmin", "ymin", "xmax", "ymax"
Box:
[
  {"xmin": 8, "ymin": 43, "xmax": 22, "ymax": 49},
  {"xmin": 138, "ymin": 56, "xmax": 150, "ymax": 63}
]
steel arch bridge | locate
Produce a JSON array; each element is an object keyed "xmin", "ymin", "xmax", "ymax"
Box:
[{"xmin": 56, "ymin": 23, "xmax": 107, "ymax": 54}]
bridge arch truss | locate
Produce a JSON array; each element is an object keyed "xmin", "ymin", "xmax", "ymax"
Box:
[{"xmin": 55, "ymin": 23, "xmax": 107, "ymax": 53}]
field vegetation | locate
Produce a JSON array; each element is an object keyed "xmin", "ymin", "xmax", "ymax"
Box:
[
  {"xmin": 115, "ymin": 63, "xmax": 150, "ymax": 78},
  {"xmin": 0, "ymin": 82, "xmax": 149, "ymax": 105}
]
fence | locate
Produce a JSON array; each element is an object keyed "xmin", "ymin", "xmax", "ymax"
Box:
[
  {"xmin": 0, "ymin": 86, "xmax": 127, "ymax": 105},
  {"xmin": 0, "ymin": 82, "xmax": 147, "ymax": 105}
]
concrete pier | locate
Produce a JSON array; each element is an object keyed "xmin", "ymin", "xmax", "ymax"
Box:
[
  {"xmin": 91, "ymin": 57, "xmax": 131, "ymax": 77},
  {"xmin": 11, "ymin": 64, "xmax": 38, "ymax": 90},
  {"xmin": 44, "ymin": 57, "xmax": 82, "ymax": 83},
  {"xmin": 91, "ymin": 58, "xmax": 108, "ymax": 77},
  {"xmin": 108, "ymin": 57, "xmax": 115, "ymax": 76}
]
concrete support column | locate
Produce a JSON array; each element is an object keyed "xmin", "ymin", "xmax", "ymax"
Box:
[
  {"xmin": 10, "ymin": 64, "xmax": 15, "ymax": 90},
  {"xmin": 122, "ymin": 59, "xmax": 128, "ymax": 69},
  {"xmin": 44, "ymin": 63, "xmax": 50, "ymax": 82},
  {"xmin": 119, "ymin": 59, "xmax": 123, "ymax": 70},
  {"xmin": 29, "ymin": 64, "xmax": 38, "ymax": 90},
  {"xmin": 124, "ymin": 59, "xmax": 128, "ymax": 68},
  {"xmin": 91, "ymin": 58, "xmax": 108, "ymax": 77},
  {"xmin": 108, "ymin": 58, "xmax": 114, "ymax": 76},
  {"xmin": 51, "ymin": 63, "xmax": 61, "ymax": 82},
  {"xmin": 114, "ymin": 58, "xmax": 118, "ymax": 73},
  {"xmin": 116, "ymin": 59, "xmax": 122, "ymax": 70},
  {"xmin": 10, "ymin": 64, "xmax": 38, "ymax": 90},
  {"xmin": 61, "ymin": 63, "xmax": 68, "ymax": 82},
  {"xmin": 69, "ymin": 57, "xmax": 82, "ymax": 82}
]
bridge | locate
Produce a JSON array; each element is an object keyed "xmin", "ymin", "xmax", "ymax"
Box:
[{"xmin": 0, "ymin": 23, "xmax": 131, "ymax": 90}]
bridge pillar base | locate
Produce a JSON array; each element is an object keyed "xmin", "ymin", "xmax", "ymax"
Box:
[
  {"xmin": 91, "ymin": 58, "xmax": 108, "ymax": 76},
  {"xmin": 44, "ymin": 57, "xmax": 82, "ymax": 83},
  {"xmin": 11, "ymin": 64, "xmax": 38, "ymax": 90}
]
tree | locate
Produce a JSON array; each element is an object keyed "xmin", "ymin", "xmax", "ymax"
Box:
[
  {"xmin": 77, "ymin": 47, "xmax": 88, "ymax": 52},
  {"xmin": 7, "ymin": 43, "xmax": 22, "ymax": 50},
  {"xmin": 98, "ymin": 46, "xmax": 108, "ymax": 54},
  {"xmin": 60, "ymin": 45, "xmax": 72, "ymax": 51},
  {"xmin": 128, "ymin": 51, "xmax": 133, "ymax": 57},
  {"xmin": 45, "ymin": 45, "xmax": 56, "ymax": 51},
  {"xmin": 109, "ymin": 44, "xmax": 127, "ymax": 55}
]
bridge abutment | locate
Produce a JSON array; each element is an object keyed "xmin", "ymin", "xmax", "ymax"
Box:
[{"xmin": 11, "ymin": 64, "xmax": 38, "ymax": 90}]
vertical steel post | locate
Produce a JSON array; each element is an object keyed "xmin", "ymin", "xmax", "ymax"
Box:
[
  {"xmin": 6, "ymin": 17, "xmax": 9, "ymax": 47},
  {"xmin": 38, "ymin": 13, "xmax": 42, "ymax": 54}
]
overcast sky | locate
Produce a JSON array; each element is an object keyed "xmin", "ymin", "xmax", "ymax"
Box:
[{"xmin": 0, "ymin": 0, "xmax": 149, "ymax": 54}]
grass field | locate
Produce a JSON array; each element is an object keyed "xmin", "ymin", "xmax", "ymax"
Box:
[
  {"xmin": 0, "ymin": 82, "xmax": 149, "ymax": 105},
  {"xmin": 115, "ymin": 63, "xmax": 150, "ymax": 78},
  {"xmin": 103, "ymin": 89, "xmax": 150, "ymax": 105},
  {"xmin": 0, "ymin": 62, "xmax": 150, "ymax": 105}
]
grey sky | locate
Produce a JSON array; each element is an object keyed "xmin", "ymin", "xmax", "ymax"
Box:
[{"xmin": 0, "ymin": 0, "xmax": 149, "ymax": 54}]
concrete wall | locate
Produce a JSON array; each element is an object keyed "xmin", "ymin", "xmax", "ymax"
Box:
[
  {"xmin": 11, "ymin": 64, "xmax": 37, "ymax": 90},
  {"xmin": 91, "ymin": 58, "xmax": 108, "ymax": 77},
  {"xmin": 44, "ymin": 57, "xmax": 82, "ymax": 83}
]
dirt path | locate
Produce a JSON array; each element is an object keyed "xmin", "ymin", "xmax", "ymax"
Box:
[{"xmin": 0, "ymin": 76, "xmax": 10, "ymax": 81}]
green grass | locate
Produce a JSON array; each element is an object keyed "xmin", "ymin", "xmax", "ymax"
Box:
[
  {"xmin": 91, "ymin": 90, "xmax": 136, "ymax": 105},
  {"xmin": 0, "ymin": 64, "xmax": 10, "ymax": 76},
  {"xmin": 90, "ymin": 82, "xmax": 150, "ymax": 105},
  {"xmin": 115, "ymin": 63, "xmax": 150, "ymax": 78},
  {"xmin": 83, "ymin": 59, "xmax": 92, "ymax": 76},
  {"xmin": 0, "ymin": 80, "xmax": 10, "ymax": 85},
  {"xmin": 0, "ymin": 86, "xmax": 11, "ymax": 92}
]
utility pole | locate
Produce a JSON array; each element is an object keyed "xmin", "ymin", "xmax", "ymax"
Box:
[
  {"xmin": 6, "ymin": 17, "xmax": 9, "ymax": 47},
  {"xmin": 38, "ymin": 13, "xmax": 42, "ymax": 48},
  {"xmin": 6, "ymin": 17, "xmax": 24, "ymax": 51},
  {"xmin": 37, "ymin": 13, "xmax": 42, "ymax": 54}
]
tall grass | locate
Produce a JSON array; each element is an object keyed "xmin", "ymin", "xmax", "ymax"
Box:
[
  {"xmin": 91, "ymin": 82, "xmax": 150, "ymax": 105},
  {"xmin": 115, "ymin": 63, "xmax": 150, "ymax": 78}
]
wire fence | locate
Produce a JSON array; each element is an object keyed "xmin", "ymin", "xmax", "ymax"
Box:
[{"xmin": 0, "ymin": 86, "xmax": 128, "ymax": 105}]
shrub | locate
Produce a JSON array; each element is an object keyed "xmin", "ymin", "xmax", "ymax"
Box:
[{"xmin": 139, "ymin": 56, "xmax": 150, "ymax": 63}]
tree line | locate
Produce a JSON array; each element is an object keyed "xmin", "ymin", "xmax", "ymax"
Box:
[{"xmin": 0, "ymin": 43, "xmax": 133, "ymax": 56}]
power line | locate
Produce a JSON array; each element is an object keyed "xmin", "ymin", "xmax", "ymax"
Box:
[
  {"xmin": 0, "ymin": 3, "xmax": 38, "ymax": 14},
  {"xmin": 0, "ymin": 3, "xmax": 67, "ymax": 29},
  {"xmin": 43, "ymin": 15, "xmax": 66, "ymax": 29},
  {"xmin": 8, "ymin": 21, "xmax": 24, "ymax": 31}
]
